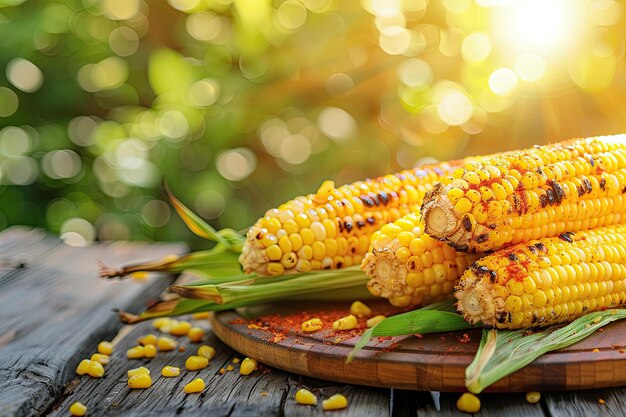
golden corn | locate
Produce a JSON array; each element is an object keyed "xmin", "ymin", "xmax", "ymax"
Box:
[
  {"xmin": 90, "ymin": 353, "xmax": 109, "ymax": 365},
  {"xmin": 332, "ymin": 315, "xmax": 357, "ymax": 330},
  {"xmin": 422, "ymin": 135, "xmax": 626, "ymax": 253},
  {"xmin": 184, "ymin": 378, "xmax": 205, "ymax": 394},
  {"xmin": 197, "ymin": 345, "xmax": 216, "ymax": 360},
  {"xmin": 362, "ymin": 211, "xmax": 481, "ymax": 307},
  {"xmin": 126, "ymin": 346, "xmax": 145, "ymax": 359},
  {"xmin": 526, "ymin": 392, "xmax": 541, "ymax": 404},
  {"xmin": 69, "ymin": 402, "xmax": 87, "ymax": 416},
  {"xmin": 295, "ymin": 388, "xmax": 317, "ymax": 405},
  {"xmin": 455, "ymin": 225, "xmax": 626, "ymax": 329},
  {"xmin": 169, "ymin": 320, "xmax": 191, "ymax": 336},
  {"xmin": 240, "ymin": 357, "xmax": 257, "ymax": 375},
  {"xmin": 127, "ymin": 366, "xmax": 150, "ymax": 378},
  {"xmin": 128, "ymin": 373, "xmax": 152, "ymax": 389},
  {"xmin": 185, "ymin": 355, "xmax": 209, "ymax": 371},
  {"xmin": 187, "ymin": 327, "xmax": 205, "ymax": 343},
  {"xmin": 226, "ymin": 365, "xmax": 234, "ymax": 371},
  {"xmin": 87, "ymin": 361, "xmax": 104, "ymax": 378},
  {"xmin": 350, "ymin": 301, "xmax": 372, "ymax": 318},
  {"xmin": 97, "ymin": 341, "xmax": 113, "ymax": 355},
  {"xmin": 367, "ymin": 315, "xmax": 386, "ymax": 328},
  {"xmin": 162, "ymin": 366, "xmax": 181, "ymax": 377},
  {"xmin": 301, "ymin": 318, "xmax": 323, "ymax": 332},
  {"xmin": 240, "ymin": 160, "xmax": 467, "ymax": 276},
  {"xmin": 322, "ymin": 394, "xmax": 348, "ymax": 411},
  {"xmin": 76, "ymin": 359, "xmax": 91, "ymax": 375},
  {"xmin": 153, "ymin": 317, "xmax": 171, "ymax": 330},
  {"xmin": 138, "ymin": 334, "xmax": 157, "ymax": 346},
  {"xmin": 191, "ymin": 312, "xmax": 210, "ymax": 319},
  {"xmin": 144, "ymin": 344, "xmax": 157, "ymax": 358},
  {"xmin": 457, "ymin": 393, "xmax": 480, "ymax": 413},
  {"xmin": 157, "ymin": 336, "xmax": 177, "ymax": 351},
  {"xmin": 232, "ymin": 358, "xmax": 241, "ymax": 364}
]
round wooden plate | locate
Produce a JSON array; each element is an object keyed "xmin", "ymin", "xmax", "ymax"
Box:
[{"xmin": 209, "ymin": 301, "xmax": 626, "ymax": 392}]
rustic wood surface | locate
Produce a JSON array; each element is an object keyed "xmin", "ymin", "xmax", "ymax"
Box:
[{"xmin": 1, "ymin": 227, "xmax": 626, "ymax": 417}]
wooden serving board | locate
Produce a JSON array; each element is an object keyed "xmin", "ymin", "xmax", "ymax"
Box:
[{"xmin": 210, "ymin": 301, "xmax": 626, "ymax": 393}]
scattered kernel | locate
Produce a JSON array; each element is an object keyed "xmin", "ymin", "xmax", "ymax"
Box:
[
  {"xmin": 128, "ymin": 373, "xmax": 152, "ymax": 389},
  {"xmin": 295, "ymin": 388, "xmax": 317, "ymax": 405},
  {"xmin": 226, "ymin": 365, "xmax": 234, "ymax": 372},
  {"xmin": 87, "ymin": 361, "xmax": 104, "ymax": 378},
  {"xmin": 185, "ymin": 355, "xmax": 209, "ymax": 371},
  {"xmin": 457, "ymin": 393, "xmax": 480, "ymax": 413},
  {"xmin": 184, "ymin": 378, "xmax": 205, "ymax": 394},
  {"xmin": 138, "ymin": 334, "xmax": 157, "ymax": 346},
  {"xmin": 367, "ymin": 315, "xmax": 386, "ymax": 328},
  {"xmin": 170, "ymin": 320, "xmax": 192, "ymax": 337},
  {"xmin": 592, "ymin": 348, "xmax": 600, "ymax": 353},
  {"xmin": 333, "ymin": 315, "xmax": 358, "ymax": 331},
  {"xmin": 162, "ymin": 366, "xmax": 181, "ymax": 377},
  {"xmin": 240, "ymin": 357, "xmax": 257, "ymax": 375},
  {"xmin": 350, "ymin": 301, "xmax": 372, "ymax": 318},
  {"xmin": 197, "ymin": 345, "xmax": 216, "ymax": 360},
  {"xmin": 260, "ymin": 391, "xmax": 268, "ymax": 396},
  {"xmin": 130, "ymin": 271, "xmax": 148, "ymax": 281},
  {"xmin": 598, "ymin": 398, "xmax": 606, "ymax": 404},
  {"xmin": 301, "ymin": 318, "xmax": 323, "ymax": 332},
  {"xmin": 153, "ymin": 318, "xmax": 171, "ymax": 330},
  {"xmin": 192, "ymin": 312, "xmax": 210, "ymax": 320},
  {"xmin": 232, "ymin": 358, "xmax": 241, "ymax": 364},
  {"xmin": 525, "ymin": 392, "xmax": 541, "ymax": 404},
  {"xmin": 157, "ymin": 336, "xmax": 177, "ymax": 351},
  {"xmin": 76, "ymin": 359, "xmax": 91, "ymax": 375},
  {"xmin": 97, "ymin": 341, "xmax": 113, "ymax": 355},
  {"xmin": 219, "ymin": 368, "xmax": 226, "ymax": 375},
  {"xmin": 188, "ymin": 327, "xmax": 205, "ymax": 343},
  {"xmin": 322, "ymin": 394, "xmax": 348, "ymax": 411},
  {"xmin": 144, "ymin": 344, "xmax": 157, "ymax": 358},
  {"xmin": 90, "ymin": 353, "xmax": 109, "ymax": 365},
  {"xmin": 126, "ymin": 346, "xmax": 145, "ymax": 359},
  {"xmin": 127, "ymin": 366, "xmax": 150, "ymax": 378},
  {"xmin": 69, "ymin": 402, "xmax": 87, "ymax": 416}
]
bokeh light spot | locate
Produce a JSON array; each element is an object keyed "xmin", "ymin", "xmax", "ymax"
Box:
[
  {"xmin": 398, "ymin": 58, "xmax": 432, "ymax": 90},
  {"xmin": 158, "ymin": 110, "xmax": 190, "ymax": 140},
  {"xmin": 374, "ymin": 8, "xmax": 405, "ymax": 31},
  {"xmin": 277, "ymin": 1, "xmax": 308, "ymax": 31},
  {"xmin": 569, "ymin": 54, "xmax": 616, "ymax": 92},
  {"xmin": 379, "ymin": 26, "xmax": 411, "ymax": 55},
  {"xmin": 61, "ymin": 218, "xmax": 96, "ymax": 247},
  {"xmin": 514, "ymin": 54, "xmax": 547, "ymax": 82},
  {"xmin": 0, "ymin": 87, "xmax": 19, "ymax": 117},
  {"xmin": 488, "ymin": 68, "xmax": 518, "ymax": 97},
  {"xmin": 6, "ymin": 58, "xmax": 44, "ymax": 93},
  {"xmin": 195, "ymin": 190, "xmax": 226, "ymax": 220},
  {"xmin": 168, "ymin": 0, "xmax": 201, "ymax": 12},
  {"xmin": 103, "ymin": 0, "xmax": 140, "ymax": 20},
  {"xmin": 590, "ymin": 0, "xmax": 623, "ymax": 27},
  {"xmin": 216, "ymin": 148, "xmax": 257, "ymax": 181},
  {"xmin": 0, "ymin": 127, "xmax": 31, "ymax": 156},
  {"xmin": 280, "ymin": 134, "xmax": 311, "ymax": 164},
  {"xmin": 42, "ymin": 150, "xmax": 82, "ymax": 179},
  {"xmin": 68, "ymin": 116, "xmax": 98, "ymax": 147},
  {"xmin": 142, "ymin": 199, "xmax": 171, "ymax": 227},
  {"xmin": 326, "ymin": 73, "xmax": 354, "ymax": 97},
  {"xmin": 188, "ymin": 78, "xmax": 220, "ymax": 107},
  {"xmin": 109, "ymin": 27, "xmax": 140, "ymax": 57},
  {"xmin": 461, "ymin": 32, "xmax": 492, "ymax": 62},
  {"xmin": 1, "ymin": 156, "xmax": 38, "ymax": 185},
  {"xmin": 317, "ymin": 107, "xmax": 357, "ymax": 141},
  {"xmin": 438, "ymin": 91, "xmax": 474, "ymax": 126}
]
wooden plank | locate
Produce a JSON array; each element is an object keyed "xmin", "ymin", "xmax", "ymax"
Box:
[
  {"xmin": 0, "ymin": 228, "xmax": 186, "ymax": 417},
  {"xmin": 543, "ymin": 388, "xmax": 626, "ymax": 417}
]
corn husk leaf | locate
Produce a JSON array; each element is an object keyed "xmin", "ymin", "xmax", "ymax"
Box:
[
  {"xmin": 466, "ymin": 309, "xmax": 626, "ymax": 393},
  {"xmin": 347, "ymin": 299, "xmax": 475, "ymax": 362}
]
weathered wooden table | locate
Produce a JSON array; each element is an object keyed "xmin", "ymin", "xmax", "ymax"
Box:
[{"xmin": 1, "ymin": 227, "xmax": 625, "ymax": 417}]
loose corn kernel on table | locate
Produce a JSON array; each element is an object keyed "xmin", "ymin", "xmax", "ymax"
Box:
[{"xmin": 2, "ymin": 227, "xmax": 626, "ymax": 417}]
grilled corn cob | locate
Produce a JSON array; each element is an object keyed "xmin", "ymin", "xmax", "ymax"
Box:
[
  {"xmin": 455, "ymin": 225, "xmax": 626, "ymax": 329},
  {"xmin": 363, "ymin": 212, "xmax": 481, "ymax": 307},
  {"xmin": 240, "ymin": 162, "xmax": 464, "ymax": 276},
  {"xmin": 421, "ymin": 135, "xmax": 626, "ymax": 253}
]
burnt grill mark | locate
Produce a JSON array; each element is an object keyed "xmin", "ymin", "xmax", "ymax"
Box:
[
  {"xmin": 507, "ymin": 253, "xmax": 519, "ymax": 262},
  {"xmin": 589, "ymin": 156, "xmax": 595, "ymax": 166},
  {"xmin": 532, "ymin": 313, "xmax": 538, "ymax": 324},
  {"xmin": 582, "ymin": 177, "xmax": 592, "ymax": 194},
  {"xmin": 539, "ymin": 192, "xmax": 548, "ymax": 208},
  {"xmin": 538, "ymin": 316, "xmax": 545, "ymax": 323},
  {"xmin": 360, "ymin": 195, "xmax": 376, "ymax": 207},
  {"xmin": 255, "ymin": 232, "xmax": 264, "ymax": 240},
  {"xmin": 336, "ymin": 262, "xmax": 343, "ymax": 269},
  {"xmin": 487, "ymin": 224, "xmax": 497, "ymax": 230},
  {"xmin": 548, "ymin": 180, "xmax": 565, "ymax": 204},
  {"xmin": 546, "ymin": 188, "xmax": 556, "ymax": 205},
  {"xmin": 558, "ymin": 232, "xmax": 574, "ymax": 243},
  {"xmin": 449, "ymin": 242, "xmax": 470, "ymax": 252},
  {"xmin": 462, "ymin": 216, "xmax": 472, "ymax": 232},
  {"xmin": 600, "ymin": 178, "xmax": 606, "ymax": 191},
  {"xmin": 508, "ymin": 312, "xmax": 512, "ymax": 323},
  {"xmin": 622, "ymin": 186, "xmax": 626, "ymax": 194},
  {"xmin": 476, "ymin": 234, "xmax": 489, "ymax": 243},
  {"xmin": 528, "ymin": 245, "xmax": 538, "ymax": 254},
  {"xmin": 345, "ymin": 222, "xmax": 353, "ymax": 232},
  {"xmin": 338, "ymin": 222, "xmax": 344, "ymax": 233},
  {"xmin": 378, "ymin": 192, "xmax": 389, "ymax": 205},
  {"xmin": 497, "ymin": 311, "xmax": 508, "ymax": 324},
  {"xmin": 366, "ymin": 217, "xmax": 376, "ymax": 225},
  {"xmin": 512, "ymin": 194, "xmax": 522, "ymax": 214},
  {"xmin": 534, "ymin": 242, "xmax": 547, "ymax": 252},
  {"xmin": 356, "ymin": 221, "xmax": 366, "ymax": 229},
  {"xmin": 368, "ymin": 192, "xmax": 381, "ymax": 206},
  {"xmin": 396, "ymin": 174, "xmax": 406, "ymax": 181},
  {"xmin": 577, "ymin": 185, "xmax": 585, "ymax": 197}
]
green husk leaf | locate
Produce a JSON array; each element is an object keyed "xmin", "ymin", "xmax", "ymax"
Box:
[
  {"xmin": 466, "ymin": 309, "xmax": 626, "ymax": 393},
  {"xmin": 347, "ymin": 299, "xmax": 475, "ymax": 362}
]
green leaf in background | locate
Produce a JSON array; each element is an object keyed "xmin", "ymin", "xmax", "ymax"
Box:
[{"xmin": 466, "ymin": 309, "xmax": 626, "ymax": 393}]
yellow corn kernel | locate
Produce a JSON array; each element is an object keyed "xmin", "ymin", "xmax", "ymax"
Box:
[
  {"xmin": 76, "ymin": 359, "xmax": 91, "ymax": 375},
  {"xmin": 162, "ymin": 366, "xmax": 181, "ymax": 377},
  {"xmin": 126, "ymin": 346, "xmax": 145, "ymax": 359},
  {"xmin": 266, "ymin": 244, "xmax": 282, "ymax": 261},
  {"xmin": 456, "ymin": 393, "xmax": 480, "ymax": 413},
  {"xmin": 240, "ymin": 357, "xmax": 257, "ymax": 375},
  {"xmin": 157, "ymin": 336, "xmax": 177, "ymax": 351},
  {"xmin": 332, "ymin": 315, "xmax": 358, "ymax": 331},
  {"xmin": 226, "ymin": 364, "xmax": 234, "ymax": 371},
  {"xmin": 447, "ymin": 187, "xmax": 464, "ymax": 203},
  {"xmin": 187, "ymin": 327, "xmax": 205, "ymax": 343},
  {"xmin": 267, "ymin": 262, "xmax": 285, "ymax": 275},
  {"xmin": 184, "ymin": 377, "xmax": 205, "ymax": 394},
  {"xmin": 350, "ymin": 301, "xmax": 372, "ymax": 318},
  {"xmin": 153, "ymin": 317, "xmax": 171, "ymax": 330},
  {"xmin": 169, "ymin": 320, "xmax": 191, "ymax": 337},
  {"xmin": 97, "ymin": 341, "xmax": 113, "ymax": 355},
  {"xmin": 367, "ymin": 315, "xmax": 386, "ymax": 328},
  {"xmin": 144, "ymin": 344, "xmax": 157, "ymax": 359},
  {"xmin": 454, "ymin": 197, "xmax": 472, "ymax": 215},
  {"xmin": 185, "ymin": 355, "xmax": 209, "ymax": 371},
  {"xmin": 191, "ymin": 312, "xmax": 210, "ymax": 320},
  {"xmin": 127, "ymin": 366, "xmax": 150, "ymax": 378},
  {"xmin": 295, "ymin": 388, "xmax": 318, "ymax": 405},
  {"xmin": 301, "ymin": 318, "xmax": 323, "ymax": 332},
  {"xmin": 90, "ymin": 353, "xmax": 109, "ymax": 365},
  {"xmin": 322, "ymin": 394, "xmax": 348, "ymax": 411},
  {"xmin": 197, "ymin": 345, "xmax": 216, "ymax": 360},
  {"xmin": 128, "ymin": 373, "xmax": 152, "ymax": 389},
  {"xmin": 69, "ymin": 402, "xmax": 87, "ymax": 416},
  {"xmin": 232, "ymin": 358, "xmax": 241, "ymax": 364},
  {"xmin": 138, "ymin": 334, "xmax": 157, "ymax": 346},
  {"xmin": 87, "ymin": 361, "xmax": 104, "ymax": 378},
  {"xmin": 525, "ymin": 391, "xmax": 541, "ymax": 404},
  {"xmin": 130, "ymin": 271, "xmax": 148, "ymax": 281}
]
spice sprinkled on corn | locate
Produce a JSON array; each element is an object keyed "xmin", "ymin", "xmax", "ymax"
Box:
[{"xmin": 301, "ymin": 318, "xmax": 323, "ymax": 332}]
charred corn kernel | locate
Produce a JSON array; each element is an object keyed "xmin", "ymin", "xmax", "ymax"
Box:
[
  {"xmin": 191, "ymin": 312, "xmax": 210, "ymax": 320},
  {"xmin": 128, "ymin": 373, "xmax": 152, "ymax": 389},
  {"xmin": 185, "ymin": 355, "xmax": 209, "ymax": 371},
  {"xmin": 184, "ymin": 378, "xmax": 205, "ymax": 394},
  {"xmin": 127, "ymin": 366, "xmax": 150, "ymax": 378},
  {"xmin": 197, "ymin": 345, "xmax": 216, "ymax": 360},
  {"xmin": 301, "ymin": 318, "xmax": 323, "ymax": 332},
  {"xmin": 153, "ymin": 317, "xmax": 171, "ymax": 330},
  {"xmin": 350, "ymin": 301, "xmax": 372, "ymax": 318},
  {"xmin": 332, "ymin": 315, "xmax": 357, "ymax": 331},
  {"xmin": 69, "ymin": 402, "xmax": 87, "ymax": 416},
  {"xmin": 295, "ymin": 388, "xmax": 317, "ymax": 405},
  {"xmin": 126, "ymin": 346, "xmax": 145, "ymax": 359},
  {"xmin": 456, "ymin": 393, "xmax": 480, "ymax": 413},
  {"xmin": 87, "ymin": 361, "xmax": 104, "ymax": 378},
  {"xmin": 322, "ymin": 394, "xmax": 348, "ymax": 411},
  {"xmin": 144, "ymin": 344, "xmax": 157, "ymax": 358},
  {"xmin": 367, "ymin": 315, "xmax": 386, "ymax": 328},
  {"xmin": 157, "ymin": 336, "xmax": 177, "ymax": 351},
  {"xmin": 169, "ymin": 320, "xmax": 191, "ymax": 337},
  {"xmin": 76, "ymin": 359, "xmax": 91, "ymax": 375},
  {"xmin": 90, "ymin": 353, "xmax": 109, "ymax": 365},
  {"xmin": 422, "ymin": 135, "xmax": 626, "ymax": 253},
  {"xmin": 187, "ymin": 327, "xmax": 205, "ymax": 343},
  {"xmin": 161, "ymin": 366, "xmax": 181, "ymax": 377},
  {"xmin": 456, "ymin": 225, "xmax": 626, "ymax": 329},
  {"xmin": 240, "ymin": 357, "xmax": 257, "ymax": 375},
  {"xmin": 97, "ymin": 341, "xmax": 113, "ymax": 355},
  {"xmin": 526, "ymin": 392, "xmax": 541, "ymax": 404},
  {"xmin": 138, "ymin": 334, "xmax": 157, "ymax": 346}
]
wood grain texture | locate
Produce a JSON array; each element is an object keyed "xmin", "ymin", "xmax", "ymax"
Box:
[
  {"xmin": 543, "ymin": 388, "xmax": 626, "ymax": 417},
  {"xmin": 209, "ymin": 302, "xmax": 626, "ymax": 393},
  {"xmin": 0, "ymin": 227, "xmax": 186, "ymax": 417}
]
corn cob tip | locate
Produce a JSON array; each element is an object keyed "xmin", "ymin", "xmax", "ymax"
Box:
[
  {"xmin": 454, "ymin": 268, "xmax": 498, "ymax": 327},
  {"xmin": 362, "ymin": 248, "xmax": 412, "ymax": 301}
]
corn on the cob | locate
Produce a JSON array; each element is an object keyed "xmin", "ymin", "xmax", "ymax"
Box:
[
  {"xmin": 240, "ymin": 161, "xmax": 464, "ymax": 276},
  {"xmin": 362, "ymin": 211, "xmax": 481, "ymax": 307},
  {"xmin": 421, "ymin": 135, "xmax": 626, "ymax": 253},
  {"xmin": 455, "ymin": 225, "xmax": 626, "ymax": 329}
]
